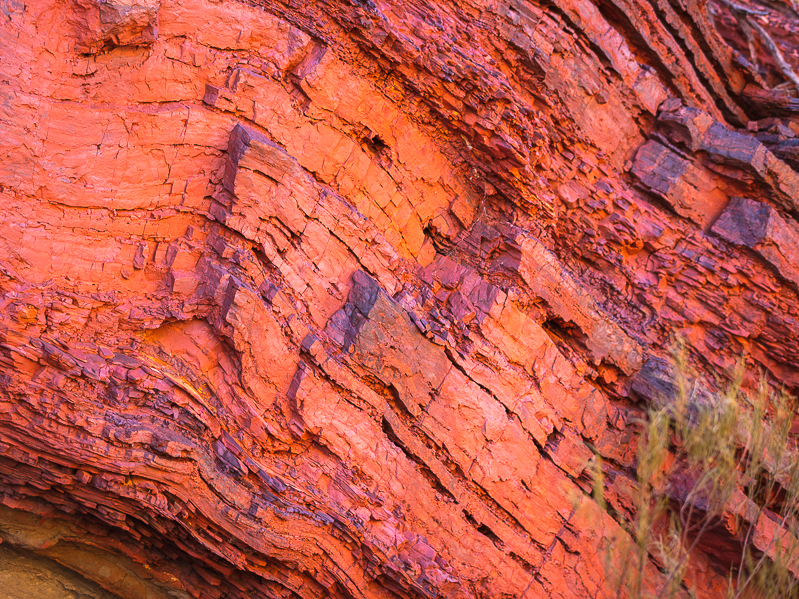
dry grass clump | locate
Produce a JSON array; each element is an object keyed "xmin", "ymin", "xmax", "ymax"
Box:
[{"xmin": 594, "ymin": 347, "xmax": 799, "ymax": 598}]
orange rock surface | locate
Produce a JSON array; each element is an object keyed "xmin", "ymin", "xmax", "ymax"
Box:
[{"xmin": 2, "ymin": 0, "xmax": 799, "ymax": 597}]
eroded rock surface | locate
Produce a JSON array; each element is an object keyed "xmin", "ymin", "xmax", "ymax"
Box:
[{"xmin": 2, "ymin": 0, "xmax": 799, "ymax": 597}]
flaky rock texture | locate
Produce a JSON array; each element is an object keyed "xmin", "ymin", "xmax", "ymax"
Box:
[{"xmin": 3, "ymin": 0, "xmax": 799, "ymax": 597}]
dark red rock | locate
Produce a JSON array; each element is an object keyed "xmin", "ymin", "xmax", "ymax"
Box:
[
  {"xmin": 631, "ymin": 140, "xmax": 727, "ymax": 226},
  {"xmin": 712, "ymin": 197, "xmax": 799, "ymax": 290}
]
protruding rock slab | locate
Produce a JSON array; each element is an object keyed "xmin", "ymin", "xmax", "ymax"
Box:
[
  {"xmin": 631, "ymin": 140, "xmax": 726, "ymax": 226},
  {"xmin": 712, "ymin": 197, "xmax": 799, "ymax": 290},
  {"xmin": 660, "ymin": 103, "xmax": 799, "ymax": 214},
  {"xmin": 519, "ymin": 236, "xmax": 644, "ymax": 375}
]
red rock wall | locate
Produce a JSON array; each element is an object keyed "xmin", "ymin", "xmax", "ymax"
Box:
[{"xmin": 1, "ymin": 0, "xmax": 799, "ymax": 597}]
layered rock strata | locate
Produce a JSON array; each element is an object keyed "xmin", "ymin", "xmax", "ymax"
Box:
[{"xmin": 2, "ymin": 0, "xmax": 799, "ymax": 598}]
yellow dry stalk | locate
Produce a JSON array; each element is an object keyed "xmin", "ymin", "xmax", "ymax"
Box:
[{"xmin": 593, "ymin": 346, "xmax": 799, "ymax": 599}]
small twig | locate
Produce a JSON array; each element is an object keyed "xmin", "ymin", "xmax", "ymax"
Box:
[
  {"xmin": 615, "ymin": 550, "xmax": 632, "ymax": 599},
  {"xmin": 740, "ymin": 18, "xmax": 760, "ymax": 70},
  {"xmin": 736, "ymin": 517, "xmax": 756, "ymax": 590},
  {"xmin": 656, "ymin": 516, "xmax": 715, "ymax": 599},
  {"xmin": 747, "ymin": 16, "xmax": 799, "ymax": 94},
  {"xmin": 718, "ymin": 0, "xmax": 770, "ymax": 15},
  {"xmin": 733, "ymin": 508, "xmax": 792, "ymax": 598},
  {"xmin": 754, "ymin": 0, "xmax": 799, "ymax": 19},
  {"xmin": 736, "ymin": 482, "xmax": 766, "ymax": 591},
  {"xmin": 734, "ymin": 465, "xmax": 799, "ymax": 597},
  {"xmin": 679, "ymin": 475, "xmax": 707, "ymax": 539}
]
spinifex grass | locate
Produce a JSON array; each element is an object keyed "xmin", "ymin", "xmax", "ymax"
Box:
[{"xmin": 593, "ymin": 347, "xmax": 799, "ymax": 598}]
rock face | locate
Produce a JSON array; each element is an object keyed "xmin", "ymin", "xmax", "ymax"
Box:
[{"xmin": 2, "ymin": 0, "xmax": 799, "ymax": 598}]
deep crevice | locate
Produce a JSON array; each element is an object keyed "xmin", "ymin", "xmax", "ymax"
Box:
[
  {"xmin": 463, "ymin": 510, "xmax": 505, "ymax": 548},
  {"xmin": 380, "ymin": 416, "xmax": 458, "ymax": 503}
]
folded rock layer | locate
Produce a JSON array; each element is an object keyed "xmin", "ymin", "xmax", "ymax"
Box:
[{"xmin": 2, "ymin": 0, "xmax": 799, "ymax": 598}]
